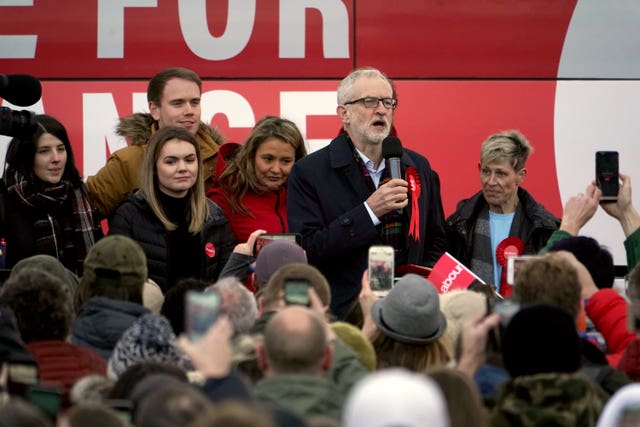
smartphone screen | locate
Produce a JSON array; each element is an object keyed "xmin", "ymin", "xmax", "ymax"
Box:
[
  {"xmin": 185, "ymin": 290, "xmax": 221, "ymax": 341},
  {"xmin": 596, "ymin": 151, "xmax": 619, "ymax": 201},
  {"xmin": 253, "ymin": 233, "xmax": 302, "ymax": 256},
  {"xmin": 284, "ymin": 279, "xmax": 310, "ymax": 306},
  {"xmin": 368, "ymin": 245, "xmax": 394, "ymax": 297}
]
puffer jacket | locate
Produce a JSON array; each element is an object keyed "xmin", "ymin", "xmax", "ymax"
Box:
[
  {"xmin": 108, "ymin": 191, "xmax": 235, "ymax": 292},
  {"xmin": 86, "ymin": 113, "xmax": 224, "ymax": 217}
]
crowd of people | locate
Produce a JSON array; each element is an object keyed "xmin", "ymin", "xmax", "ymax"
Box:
[{"xmin": 0, "ymin": 65, "xmax": 638, "ymax": 426}]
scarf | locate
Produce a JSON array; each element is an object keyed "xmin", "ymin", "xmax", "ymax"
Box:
[{"xmin": 5, "ymin": 171, "xmax": 97, "ymax": 273}]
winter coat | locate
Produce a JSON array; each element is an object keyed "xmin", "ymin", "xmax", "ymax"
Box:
[
  {"xmin": 70, "ymin": 296, "xmax": 150, "ymax": 360},
  {"xmin": 109, "ymin": 191, "xmax": 235, "ymax": 292},
  {"xmin": 86, "ymin": 113, "xmax": 223, "ymax": 217}
]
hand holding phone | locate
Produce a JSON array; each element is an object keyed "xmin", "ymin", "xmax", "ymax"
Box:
[{"xmin": 596, "ymin": 151, "xmax": 619, "ymax": 202}]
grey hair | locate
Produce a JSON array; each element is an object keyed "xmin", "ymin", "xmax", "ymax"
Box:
[
  {"xmin": 207, "ymin": 277, "xmax": 258, "ymax": 336},
  {"xmin": 480, "ymin": 130, "xmax": 533, "ymax": 171},
  {"xmin": 336, "ymin": 67, "xmax": 396, "ymax": 105}
]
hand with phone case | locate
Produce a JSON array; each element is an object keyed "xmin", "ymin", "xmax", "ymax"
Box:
[{"xmin": 595, "ymin": 151, "xmax": 619, "ymax": 202}]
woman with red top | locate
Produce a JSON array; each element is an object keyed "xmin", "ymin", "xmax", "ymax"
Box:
[{"xmin": 208, "ymin": 116, "xmax": 306, "ymax": 243}]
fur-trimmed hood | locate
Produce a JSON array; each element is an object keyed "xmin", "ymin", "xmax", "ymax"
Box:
[{"xmin": 116, "ymin": 113, "xmax": 225, "ymax": 147}]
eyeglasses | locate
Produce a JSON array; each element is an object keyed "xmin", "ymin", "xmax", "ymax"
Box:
[{"xmin": 343, "ymin": 97, "xmax": 398, "ymax": 110}]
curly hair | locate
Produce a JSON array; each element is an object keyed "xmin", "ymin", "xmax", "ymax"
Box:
[{"xmin": 0, "ymin": 268, "xmax": 72, "ymax": 342}]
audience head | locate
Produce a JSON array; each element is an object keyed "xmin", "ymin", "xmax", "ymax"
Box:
[
  {"xmin": 0, "ymin": 305, "xmax": 36, "ymax": 365},
  {"xmin": 147, "ymin": 67, "xmax": 202, "ymax": 135},
  {"xmin": 254, "ymin": 240, "xmax": 308, "ymax": 289},
  {"xmin": 161, "ymin": 277, "xmax": 208, "ymax": 335},
  {"xmin": 514, "ymin": 252, "xmax": 582, "ymax": 322},
  {"xmin": 0, "ymin": 397, "xmax": 53, "ymax": 427},
  {"xmin": 142, "ymin": 279, "xmax": 165, "ymax": 313},
  {"xmin": 107, "ymin": 313, "xmax": 189, "ymax": 379},
  {"xmin": 207, "ymin": 277, "xmax": 258, "ymax": 336},
  {"xmin": 428, "ymin": 367, "xmax": 488, "ymax": 427},
  {"xmin": 502, "ymin": 304, "xmax": 581, "ymax": 377},
  {"xmin": 10, "ymin": 254, "xmax": 79, "ymax": 298},
  {"xmin": 189, "ymin": 402, "xmax": 278, "ymax": 427},
  {"xmin": 370, "ymin": 274, "xmax": 451, "ymax": 371},
  {"xmin": 4, "ymin": 114, "xmax": 82, "ymax": 187},
  {"xmin": 69, "ymin": 374, "xmax": 114, "ymax": 405},
  {"xmin": 76, "ymin": 235, "xmax": 147, "ymax": 311},
  {"xmin": 548, "ymin": 236, "xmax": 614, "ymax": 289},
  {"xmin": 259, "ymin": 306, "xmax": 331, "ymax": 376},
  {"xmin": 140, "ymin": 125, "xmax": 208, "ymax": 232},
  {"xmin": 134, "ymin": 380, "xmax": 212, "ymax": 427},
  {"xmin": 259, "ymin": 263, "xmax": 331, "ymax": 312},
  {"xmin": 108, "ymin": 361, "xmax": 188, "ymax": 400},
  {"xmin": 0, "ymin": 268, "xmax": 72, "ymax": 342},
  {"xmin": 60, "ymin": 402, "xmax": 128, "ymax": 427},
  {"xmin": 342, "ymin": 368, "xmax": 449, "ymax": 427},
  {"xmin": 439, "ymin": 290, "xmax": 487, "ymax": 351}
]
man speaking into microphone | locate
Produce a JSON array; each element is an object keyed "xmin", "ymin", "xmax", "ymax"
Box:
[{"xmin": 287, "ymin": 67, "xmax": 447, "ymax": 318}]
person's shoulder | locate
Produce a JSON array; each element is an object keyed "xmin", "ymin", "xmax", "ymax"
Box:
[
  {"xmin": 206, "ymin": 199, "xmax": 230, "ymax": 223},
  {"xmin": 518, "ymin": 188, "xmax": 560, "ymax": 225}
]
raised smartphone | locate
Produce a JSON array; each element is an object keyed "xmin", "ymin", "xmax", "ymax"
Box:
[
  {"xmin": 368, "ymin": 245, "xmax": 394, "ymax": 297},
  {"xmin": 185, "ymin": 290, "xmax": 222, "ymax": 341},
  {"xmin": 596, "ymin": 151, "xmax": 619, "ymax": 201},
  {"xmin": 253, "ymin": 233, "xmax": 302, "ymax": 255}
]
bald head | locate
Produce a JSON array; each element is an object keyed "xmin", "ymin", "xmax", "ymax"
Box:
[{"xmin": 263, "ymin": 306, "xmax": 328, "ymax": 375}]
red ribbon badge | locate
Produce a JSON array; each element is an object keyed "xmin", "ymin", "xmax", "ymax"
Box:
[
  {"xmin": 205, "ymin": 242, "xmax": 216, "ymax": 258},
  {"xmin": 496, "ymin": 237, "xmax": 524, "ymax": 297},
  {"xmin": 406, "ymin": 166, "xmax": 421, "ymax": 242}
]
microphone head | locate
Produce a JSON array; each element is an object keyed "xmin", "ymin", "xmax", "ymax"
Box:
[
  {"xmin": 382, "ymin": 136, "xmax": 403, "ymax": 159},
  {"xmin": 0, "ymin": 74, "xmax": 42, "ymax": 107}
]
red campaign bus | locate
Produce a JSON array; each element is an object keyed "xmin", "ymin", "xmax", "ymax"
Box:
[{"xmin": 1, "ymin": 0, "xmax": 639, "ymax": 265}]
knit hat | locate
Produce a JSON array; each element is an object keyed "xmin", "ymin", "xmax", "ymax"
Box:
[
  {"xmin": 107, "ymin": 313, "xmax": 189, "ymax": 379},
  {"xmin": 83, "ymin": 235, "xmax": 147, "ymax": 288},
  {"xmin": 370, "ymin": 274, "xmax": 447, "ymax": 344},
  {"xmin": 11, "ymin": 254, "xmax": 79, "ymax": 296},
  {"xmin": 143, "ymin": 279, "xmax": 164, "ymax": 314},
  {"xmin": 254, "ymin": 240, "xmax": 307, "ymax": 288},
  {"xmin": 331, "ymin": 321, "xmax": 377, "ymax": 371},
  {"xmin": 440, "ymin": 290, "xmax": 487, "ymax": 348},
  {"xmin": 502, "ymin": 304, "xmax": 581, "ymax": 378},
  {"xmin": 342, "ymin": 368, "xmax": 449, "ymax": 427}
]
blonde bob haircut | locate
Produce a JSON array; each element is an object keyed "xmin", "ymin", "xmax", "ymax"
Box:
[{"xmin": 140, "ymin": 126, "xmax": 209, "ymax": 233}]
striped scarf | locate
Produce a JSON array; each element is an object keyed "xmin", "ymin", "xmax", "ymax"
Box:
[
  {"xmin": 5, "ymin": 171, "xmax": 97, "ymax": 274},
  {"xmin": 350, "ymin": 143, "xmax": 407, "ymax": 264}
]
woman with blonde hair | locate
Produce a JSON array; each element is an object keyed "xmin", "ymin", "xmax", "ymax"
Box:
[
  {"xmin": 208, "ymin": 115, "xmax": 306, "ymax": 243},
  {"xmin": 110, "ymin": 126, "xmax": 234, "ymax": 292}
]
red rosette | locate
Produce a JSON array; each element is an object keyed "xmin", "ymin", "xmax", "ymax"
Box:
[
  {"xmin": 496, "ymin": 237, "xmax": 524, "ymax": 297},
  {"xmin": 406, "ymin": 166, "xmax": 421, "ymax": 241}
]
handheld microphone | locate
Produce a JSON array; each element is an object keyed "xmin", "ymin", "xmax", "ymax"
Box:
[
  {"xmin": 382, "ymin": 136, "xmax": 404, "ymax": 213},
  {"xmin": 0, "ymin": 74, "xmax": 42, "ymax": 107},
  {"xmin": 382, "ymin": 135, "xmax": 403, "ymax": 180}
]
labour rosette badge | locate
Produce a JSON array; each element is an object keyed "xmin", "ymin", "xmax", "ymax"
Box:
[{"xmin": 496, "ymin": 237, "xmax": 524, "ymax": 297}]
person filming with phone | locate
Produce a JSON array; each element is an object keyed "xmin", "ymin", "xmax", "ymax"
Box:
[{"xmin": 287, "ymin": 67, "xmax": 447, "ymax": 319}]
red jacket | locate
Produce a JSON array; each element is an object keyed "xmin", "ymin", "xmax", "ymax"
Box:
[
  {"xmin": 207, "ymin": 142, "xmax": 288, "ymax": 243},
  {"xmin": 27, "ymin": 340, "xmax": 107, "ymax": 406},
  {"xmin": 586, "ymin": 289, "xmax": 636, "ymax": 367}
]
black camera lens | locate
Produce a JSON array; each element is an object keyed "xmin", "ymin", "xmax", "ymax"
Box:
[{"xmin": 0, "ymin": 106, "xmax": 37, "ymax": 137}]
